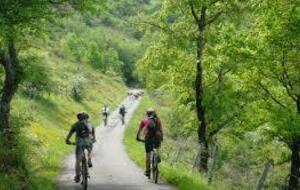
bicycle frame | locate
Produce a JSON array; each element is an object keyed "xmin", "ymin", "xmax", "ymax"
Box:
[
  {"xmin": 150, "ymin": 148, "xmax": 159, "ymax": 184},
  {"xmin": 81, "ymin": 147, "xmax": 89, "ymax": 190},
  {"xmin": 67, "ymin": 142, "xmax": 90, "ymax": 190},
  {"xmin": 138, "ymin": 139, "xmax": 160, "ymax": 184},
  {"xmin": 103, "ymin": 114, "xmax": 108, "ymax": 126}
]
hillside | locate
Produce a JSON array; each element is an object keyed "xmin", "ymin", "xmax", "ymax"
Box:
[{"xmin": 0, "ymin": 46, "xmax": 128, "ymax": 190}]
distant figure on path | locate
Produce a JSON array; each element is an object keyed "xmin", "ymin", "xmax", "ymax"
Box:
[
  {"xmin": 102, "ymin": 105, "xmax": 110, "ymax": 126},
  {"xmin": 119, "ymin": 104, "xmax": 127, "ymax": 125}
]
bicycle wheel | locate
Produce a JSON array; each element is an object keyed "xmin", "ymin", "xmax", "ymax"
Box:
[
  {"xmin": 81, "ymin": 158, "xmax": 88, "ymax": 190},
  {"xmin": 153, "ymin": 156, "xmax": 159, "ymax": 184},
  {"xmin": 104, "ymin": 117, "xmax": 107, "ymax": 126}
]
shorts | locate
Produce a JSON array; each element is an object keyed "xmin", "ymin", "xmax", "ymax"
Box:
[
  {"xmin": 76, "ymin": 138, "xmax": 93, "ymax": 156},
  {"xmin": 145, "ymin": 136, "xmax": 161, "ymax": 153}
]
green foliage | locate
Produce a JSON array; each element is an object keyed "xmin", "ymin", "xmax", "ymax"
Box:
[
  {"xmin": 135, "ymin": 0, "xmax": 300, "ymax": 189},
  {"xmin": 70, "ymin": 75, "xmax": 86, "ymax": 101},
  {"xmin": 19, "ymin": 49, "xmax": 54, "ymax": 98}
]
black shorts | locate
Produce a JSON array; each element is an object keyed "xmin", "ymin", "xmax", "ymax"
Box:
[{"xmin": 145, "ymin": 136, "xmax": 161, "ymax": 153}]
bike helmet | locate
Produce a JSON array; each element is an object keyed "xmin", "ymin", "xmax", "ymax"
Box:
[
  {"xmin": 146, "ymin": 108, "xmax": 155, "ymax": 116},
  {"xmin": 77, "ymin": 112, "xmax": 89, "ymax": 121}
]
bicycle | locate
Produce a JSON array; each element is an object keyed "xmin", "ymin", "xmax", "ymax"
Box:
[
  {"xmin": 121, "ymin": 115, "xmax": 125, "ymax": 125},
  {"xmin": 67, "ymin": 142, "xmax": 90, "ymax": 190},
  {"xmin": 138, "ymin": 139, "xmax": 160, "ymax": 184},
  {"xmin": 103, "ymin": 113, "xmax": 108, "ymax": 126},
  {"xmin": 120, "ymin": 112, "xmax": 126, "ymax": 125}
]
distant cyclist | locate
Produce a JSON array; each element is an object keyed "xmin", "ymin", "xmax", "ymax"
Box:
[
  {"xmin": 65, "ymin": 112, "xmax": 96, "ymax": 183},
  {"xmin": 102, "ymin": 105, "xmax": 110, "ymax": 126},
  {"xmin": 136, "ymin": 108, "xmax": 163, "ymax": 178},
  {"xmin": 119, "ymin": 104, "xmax": 126, "ymax": 125}
]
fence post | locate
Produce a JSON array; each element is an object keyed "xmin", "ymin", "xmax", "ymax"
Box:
[{"xmin": 256, "ymin": 159, "xmax": 274, "ymax": 190}]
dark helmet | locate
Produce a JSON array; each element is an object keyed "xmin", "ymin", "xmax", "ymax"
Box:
[{"xmin": 77, "ymin": 112, "xmax": 89, "ymax": 121}]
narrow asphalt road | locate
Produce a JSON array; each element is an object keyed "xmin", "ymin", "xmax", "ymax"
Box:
[{"xmin": 58, "ymin": 97, "xmax": 175, "ymax": 190}]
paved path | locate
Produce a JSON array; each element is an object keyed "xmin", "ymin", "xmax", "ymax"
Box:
[{"xmin": 58, "ymin": 97, "xmax": 174, "ymax": 190}]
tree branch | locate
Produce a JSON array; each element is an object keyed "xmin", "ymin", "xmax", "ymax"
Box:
[
  {"xmin": 206, "ymin": 9, "xmax": 223, "ymax": 25},
  {"xmin": 189, "ymin": 0, "xmax": 199, "ymax": 23},
  {"xmin": 258, "ymin": 82, "xmax": 288, "ymax": 109},
  {"xmin": 210, "ymin": 0, "xmax": 220, "ymax": 6},
  {"xmin": 280, "ymin": 54, "xmax": 297, "ymax": 101},
  {"xmin": 0, "ymin": 47, "xmax": 8, "ymax": 66},
  {"xmin": 122, "ymin": 18, "xmax": 174, "ymax": 34},
  {"xmin": 208, "ymin": 103, "xmax": 247, "ymax": 138},
  {"xmin": 208, "ymin": 114, "xmax": 238, "ymax": 138}
]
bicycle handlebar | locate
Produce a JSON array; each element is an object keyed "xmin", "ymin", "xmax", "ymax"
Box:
[
  {"xmin": 66, "ymin": 141, "xmax": 76, "ymax": 146},
  {"xmin": 137, "ymin": 138, "xmax": 145, "ymax": 143}
]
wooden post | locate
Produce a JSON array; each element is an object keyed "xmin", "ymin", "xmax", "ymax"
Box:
[
  {"xmin": 208, "ymin": 144, "xmax": 219, "ymax": 184},
  {"xmin": 256, "ymin": 159, "xmax": 274, "ymax": 190}
]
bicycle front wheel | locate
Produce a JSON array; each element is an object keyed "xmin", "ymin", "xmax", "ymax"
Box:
[
  {"xmin": 153, "ymin": 161, "xmax": 159, "ymax": 184},
  {"xmin": 82, "ymin": 158, "xmax": 88, "ymax": 190}
]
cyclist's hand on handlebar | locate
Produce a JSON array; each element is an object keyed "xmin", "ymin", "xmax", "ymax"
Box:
[
  {"xmin": 136, "ymin": 136, "xmax": 144, "ymax": 142},
  {"xmin": 66, "ymin": 139, "xmax": 71, "ymax": 145}
]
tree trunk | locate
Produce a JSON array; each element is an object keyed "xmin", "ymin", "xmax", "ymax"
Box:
[
  {"xmin": 288, "ymin": 142, "xmax": 300, "ymax": 190},
  {"xmin": 287, "ymin": 96, "xmax": 300, "ymax": 189},
  {"xmin": 0, "ymin": 39, "xmax": 19, "ymax": 133},
  {"xmin": 208, "ymin": 144, "xmax": 219, "ymax": 183},
  {"xmin": 256, "ymin": 159, "xmax": 274, "ymax": 190},
  {"xmin": 195, "ymin": 6, "xmax": 209, "ymax": 173}
]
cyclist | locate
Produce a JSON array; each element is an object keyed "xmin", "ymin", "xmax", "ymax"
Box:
[
  {"xmin": 102, "ymin": 105, "xmax": 110, "ymax": 126},
  {"xmin": 136, "ymin": 108, "xmax": 163, "ymax": 178},
  {"xmin": 65, "ymin": 112, "xmax": 96, "ymax": 183},
  {"xmin": 119, "ymin": 104, "xmax": 126, "ymax": 124}
]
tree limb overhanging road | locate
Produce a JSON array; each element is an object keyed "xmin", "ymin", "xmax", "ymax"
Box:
[{"xmin": 58, "ymin": 97, "xmax": 175, "ymax": 190}]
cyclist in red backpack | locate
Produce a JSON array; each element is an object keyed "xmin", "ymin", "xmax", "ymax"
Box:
[{"xmin": 136, "ymin": 108, "xmax": 163, "ymax": 177}]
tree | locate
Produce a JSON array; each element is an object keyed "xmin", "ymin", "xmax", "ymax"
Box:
[
  {"xmin": 137, "ymin": 0, "xmax": 247, "ymax": 173},
  {"xmin": 239, "ymin": 1, "xmax": 300, "ymax": 189},
  {"xmin": 0, "ymin": 0, "xmax": 105, "ymax": 172}
]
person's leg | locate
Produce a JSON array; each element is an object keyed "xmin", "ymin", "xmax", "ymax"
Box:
[
  {"xmin": 154, "ymin": 137, "xmax": 162, "ymax": 162},
  {"xmin": 75, "ymin": 147, "xmax": 83, "ymax": 182},
  {"xmin": 88, "ymin": 148, "xmax": 92, "ymax": 167},
  {"xmin": 146, "ymin": 152, "xmax": 151, "ymax": 173},
  {"xmin": 145, "ymin": 139, "xmax": 152, "ymax": 177}
]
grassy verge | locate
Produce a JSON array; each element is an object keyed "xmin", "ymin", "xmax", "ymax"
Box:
[
  {"xmin": 0, "ymin": 59, "xmax": 128, "ymax": 189},
  {"xmin": 124, "ymin": 95, "xmax": 211, "ymax": 190}
]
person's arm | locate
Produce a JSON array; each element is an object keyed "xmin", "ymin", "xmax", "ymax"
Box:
[
  {"xmin": 92, "ymin": 127, "xmax": 96, "ymax": 142},
  {"xmin": 157, "ymin": 118, "xmax": 163, "ymax": 141},
  {"xmin": 65, "ymin": 125, "xmax": 75, "ymax": 144},
  {"xmin": 136, "ymin": 120, "xmax": 144, "ymax": 141}
]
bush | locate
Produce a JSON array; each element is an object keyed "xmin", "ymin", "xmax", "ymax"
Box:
[{"xmin": 70, "ymin": 75, "xmax": 87, "ymax": 101}]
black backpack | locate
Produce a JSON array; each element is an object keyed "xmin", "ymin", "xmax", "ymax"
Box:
[
  {"xmin": 77, "ymin": 122, "xmax": 90, "ymax": 138},
  {"xmin": 148, "ymin": 116, "xmax": 160, "ymax": 137},
  {"xmin": 119, "ymin": 107, "xmax": 125, "ymax": 114}
]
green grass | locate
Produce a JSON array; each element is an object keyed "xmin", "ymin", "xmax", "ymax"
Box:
[
  {"xmin": 124, "ymin": 95, "xmax": 211, "ymax": 190},
  {"xmin": 0, "ymin": 55, "xmax": 128, "ymax": 189}
]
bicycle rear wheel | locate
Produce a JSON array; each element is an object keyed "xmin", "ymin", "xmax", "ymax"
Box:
[
  {"xmin": 82, "ymin": 158, "xmax": 88, "ymax": 190},
  {"xmin": 151, "ymin": 153, "xmax": 159, "ymax": 184},
  {"xmin": 104, "ymin": 118, "xmax": 107, "ymax": 126},
  {"xmin": 122, "ymin": 116, "xmax": 125, "ymax": 125},
  {"xmin": 153, "ymin": 157, "xmax": 159, "ymax": 184}
]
